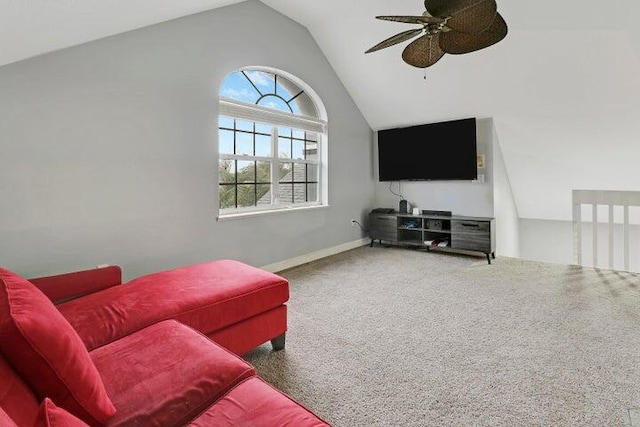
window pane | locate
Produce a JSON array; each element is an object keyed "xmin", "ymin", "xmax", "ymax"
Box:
[
  {"xmin": 276, "ymin": 78, "xmax": 294, "ymax": 99},
  {"xmin": 219, "ymin": 130, "xmax": 234, "ymax": 155},
  {"xmin": 255, "ymin": 134, "xmax": 271, "ymax": 157},
  {"xmin": 291, "ymin": 91, "xmax": 317, "ymax": 117},
  {"xmin": 219, "ymin": 159, "xmax": 236, "ymax": 184},
  {"xmin": 278, "ymin": 137, "xmax": 291, "ymax": 159},
  {"xmin": 245, "ymin": 71, "xmax": 274, "ymax": 93},
  {"xmin": 293, "ymin": 184, "xmax": 306, "ymax": 203},
  {"xmin": 293, "ymin": 163, "xmax": 306, "ymax": 182},
  {"xmin": 219, "ymin": 185, "xmax": 236, "ymax": 209},
  {"xmin": 258, "ymin": 95, "xmax": 291, "ymax": 113},
  {"xmin": 274, "ymin": 74, "xmax": 305, "ymax": 115},
  {"xmin": 256, "ymin": 161, "xmax": 271, "ymax": 183},
  {"xmin": 307, "ymin": 183, "xmax": 318, "ymax": 202},
  {"xmin": 305, "ymin": 140, "xmax": 318, "ymax": 161},
  {"xmin": 255, "ymin": 123, "xmax": 271, "ymax": 134},
  {"xmin": 278, "ymin": 183, "xmax": 293, "ymax": 204},
  {"xmin": 220, "ymin": 72, "xmax": 260, "ymax": 104},
  {"xmin": 256, "ymin": 184, "xmax": 271, "ymax": 205},
  {"xmin": 219, "ymin": 117, "xmax": 234, "ymax": 129},
  {"xmin": 278, "ymin": 128, "xmax": 292, "ymax": 138},
  {"xmin": 292, "ymin": 140, "xmax": 304, "ymax": 160},
  {"xmin": 237, "ymin": 184, "xmax": 256, "ymax": 208},
  {"xmin": 279, "ymin": 163, "xmax": 293, "ymax": 182},
  {"xmin": 236, "ymin": 132, "xmax": 253, "ymax": 156},
  {"xmin": 237, "ymin": 161, "xmax": 255, "ymax": 183},
  {"xmin": 289, "ymin": 101, "xmax": 302, "ymax": 115},
  {"xmin": 292, "ymin": 129, "xmax": 305, "ymax": 139},
  {"xmin": 236, "ymin": 120, "xmax": 253, "ymax": 132},
  {"xmin": 307, "ymin": 164, "xmax": 319, "ymax": 181}
]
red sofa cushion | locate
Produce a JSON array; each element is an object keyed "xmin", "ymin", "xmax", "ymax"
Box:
[
  {"xmin": 0, "ymin": 354, "xmax": 40, "ymax": 426},
  {"xmin": 0, "ymin": 406, "xmax": 18, "ymax": 427},
  {"xmin": 90, "ymin": 320, "xmax": 256, "ymax": 427},
  {"xmin": 58, "ymin": 260, "xmax": 289, "ymax": 351},
  {"xmin": 34, "ymin": 398, "xmax": 90, "ymax": 427},
  {"xmin": 189, "ymin": 377, "xmax": 331, "ymax": 427},
  {"xmin": 0, "ymin": 268, "xmax": 116, "ymax": 426}
]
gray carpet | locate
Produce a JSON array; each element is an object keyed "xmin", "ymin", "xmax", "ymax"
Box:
[{"xmin": 244, "ymin": 246, "xmax": 640, "ymax": 426}]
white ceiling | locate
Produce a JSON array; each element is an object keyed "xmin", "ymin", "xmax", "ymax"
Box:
[{"xmin": 2, "ymin": 0, "xmax": 640, "ymax": 221}]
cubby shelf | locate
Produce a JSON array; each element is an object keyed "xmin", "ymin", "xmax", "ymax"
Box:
[{"xmin": 369, "ymin": 211, "xmax": 496, "ymax": 264}]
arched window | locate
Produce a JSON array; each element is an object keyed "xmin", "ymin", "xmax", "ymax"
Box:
[{"xmin": 218, "ymin": 68, "xmax": 327, "ymax": 216}]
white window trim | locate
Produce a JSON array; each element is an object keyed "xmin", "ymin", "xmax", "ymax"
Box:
[
  {"xmin": 220, "ymin": 99, "xmax": 327, "ymax": 134},
  {"xmin": 216, "ymin": 203, "xmax": 330, "ymax": 222}
]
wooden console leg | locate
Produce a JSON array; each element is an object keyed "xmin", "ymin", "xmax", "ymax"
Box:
[
  {"xmin": 486, "ymin": 253, "xmax": 491, "ymax": 265},
  {"xmin": 271, "ymin": 333, "xmax": 286, "ymax": 351}
]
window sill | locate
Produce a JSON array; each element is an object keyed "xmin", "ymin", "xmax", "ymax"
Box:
[{"xmin": 216, "ymin": 204, "xmax": 330, "ymax": 222}]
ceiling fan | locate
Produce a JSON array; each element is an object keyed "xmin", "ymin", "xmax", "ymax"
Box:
[{"xmin": 365, "ymin": 0, "xmax": 508, "ymax": 68}]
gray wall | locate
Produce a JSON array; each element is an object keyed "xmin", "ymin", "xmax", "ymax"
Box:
[
  {"xmin": 519, "ymin": 220, "xmax": 574, "ymax": 266},
  {"xmin": 492, "ymin": 124, "xmax": 520, "ymax": 258},
  {"xmin": 373, "ymin": 118, "xmax": 494, "ymax": 218},
  {"xmin": 0, "ymin": 1, "xmax": 374, "ymax": 279}
]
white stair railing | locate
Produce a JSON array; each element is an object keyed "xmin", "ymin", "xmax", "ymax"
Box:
[{"xmin": 573, "ymin": 190, "xmax": 640, "ymax": 271}]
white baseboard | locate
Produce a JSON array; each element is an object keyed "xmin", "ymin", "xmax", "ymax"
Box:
[{"xmin": 261, "ymin": 238, "xmax": 370, "ymax": 273}]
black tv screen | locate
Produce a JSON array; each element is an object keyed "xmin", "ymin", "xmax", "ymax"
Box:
[{"xmin": 377, "ymin": 118, "xmax": 477, "ymax": 181}]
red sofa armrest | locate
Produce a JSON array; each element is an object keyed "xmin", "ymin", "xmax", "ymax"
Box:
[{"xmin": 29, "ymin": 265, "xmax": 122, "ymax": 304}]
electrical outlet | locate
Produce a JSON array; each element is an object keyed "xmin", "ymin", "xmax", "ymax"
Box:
[{"xmin": 350, "ymin": 219, "xmax": 357, "ymax": 227}]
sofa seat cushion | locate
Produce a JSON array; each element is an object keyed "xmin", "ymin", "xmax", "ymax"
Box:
[
  {"xmin": 90, "ymin": 320, "xmax": 256, "ymax": 427},
  {"xmin": 189, "ymin": 377, "xmax": 331, "ymax": 427},
  {"xmin": 0, "ymin": 354, "xmax": 40, "ymax": 426},
  {"xmin": 0, "ymin": 268, "xmax": 116, "ymax": 426},
  {"xmin": 59, "ymin": 260, "xmax": 289, "ymax": 351}
]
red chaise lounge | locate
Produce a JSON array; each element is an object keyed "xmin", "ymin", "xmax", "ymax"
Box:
[{"xmin": 0, "ymin": 261, "xmax": 330, "ymax": 426}]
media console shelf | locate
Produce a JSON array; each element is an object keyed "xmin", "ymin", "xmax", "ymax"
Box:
[{"xmin": 369, "ymin": 211, "xmax": 496, "ymax": 264}]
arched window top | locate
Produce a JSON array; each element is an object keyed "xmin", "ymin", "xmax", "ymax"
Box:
[{"xmin": 220, "ymin": 69, "xmax": 319, "ymax": 118}]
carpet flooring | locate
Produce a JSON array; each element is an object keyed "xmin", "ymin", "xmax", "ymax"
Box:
[{"xmin": 244, "ymin": 246, "xmax": 640, "ymax": 426}]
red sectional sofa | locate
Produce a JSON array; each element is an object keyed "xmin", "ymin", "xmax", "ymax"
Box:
[{"xmin": 0, "ymin": 261, "xmax": 330, "ymax": 426}]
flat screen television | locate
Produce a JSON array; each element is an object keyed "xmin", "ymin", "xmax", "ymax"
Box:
[{"xmin": 377, "ymin": 118, "xmax": 477, "ymax": 181}]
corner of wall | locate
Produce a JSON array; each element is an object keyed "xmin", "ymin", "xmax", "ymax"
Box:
[{"xmin": 492, "ymin": 122, "xmax": 521, "ymax": 258}]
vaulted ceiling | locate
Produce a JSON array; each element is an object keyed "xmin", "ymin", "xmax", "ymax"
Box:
[{"xmin": 2, "ymin": 0, "xmax": 639, "ymax": 221}]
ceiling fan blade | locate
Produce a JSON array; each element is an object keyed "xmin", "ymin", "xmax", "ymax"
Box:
[
  {"xmin": 365, "ymin": 29, "xmax": 424, "ymax": 54},
  {"xmin": 439, "ymin": 13, "xmax": 507, "ymax": 54},
  {"xmin": 424, "ymin": 0, "xmax": 454, "ymax": 16},
  {"xmin": 425, "ymin": 0, "xmax": 497, "ymax": 33},
  {"xmin": 402, "ymin": 34, "xmax": 445, "ymax": 68},
  {"xmin": 376, "ymin": 15, "xmax": 445, "ymax": 25}
]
